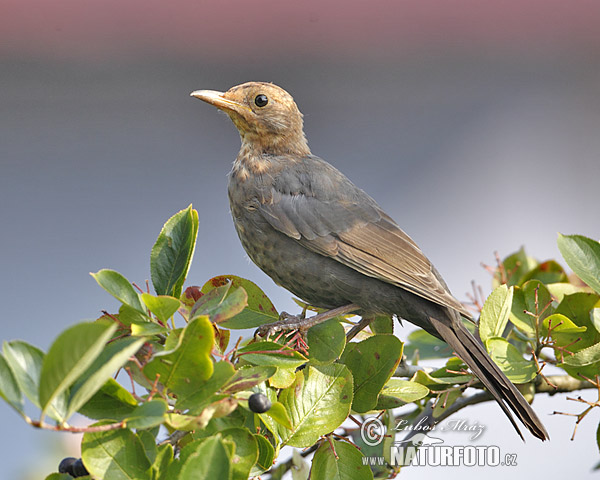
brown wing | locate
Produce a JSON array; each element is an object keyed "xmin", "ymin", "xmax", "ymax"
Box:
[{"xmin": 259, "ymin": 165, "xmax": 472, "ymax": 318}]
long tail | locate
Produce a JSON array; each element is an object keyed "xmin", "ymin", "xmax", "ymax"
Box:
[{"xmin": 427, "ymin": 310, "xmax": 549, "ymax": 441}]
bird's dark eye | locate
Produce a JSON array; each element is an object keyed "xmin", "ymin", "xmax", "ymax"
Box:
[{"xmin": 254, "ymin": 94, "xmax": 268, "ymax": 107}]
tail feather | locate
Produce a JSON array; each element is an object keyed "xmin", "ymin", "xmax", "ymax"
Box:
[{"xmin": 428, "ymin": 312, "xmax": 549, "ymax": 441}]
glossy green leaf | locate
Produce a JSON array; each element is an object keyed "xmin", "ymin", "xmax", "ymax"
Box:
[
  {"xmin": 0, "ymin": 354, "xmax": 24, "ymax": 416},
  {"xmin": 493, "ymin": 247, "xmax": 537, "ymax": 287},
  {"xmin": 402, "ymin": 330, "xmax": 452, "ymax": 360},
  {"xmin": 479, "ymin": 284, "xmax": 513, "ymax": 341},
  {"xmin": 178, "ymin": 436, "xmax": 231, "ymax": 480},
  {"xmin": 379, "ymin": 379, "xmax": 429, "ymax": 404},
  {"xmin": 558, "ymin": 233, "xmax": 600, "ymax": 295},
  {"xmin": 510, "ymin": 281, "xmax": 552, "ymax": 336},
  {"xmin": 249, "ymin": 434, "xmax": 275, "ymax": 477},
  {"xmin": 125, "ymin": 399, "xmax": 167, "ymax": 430},
  {"xmin": 151, "ymin": 205, "xmax": 198, "ymax": 298},
  {"xmin": 175, "ymin": 361, "xmax": 236, "ymax": 414},
  {"xmin": 144, "ymin": 316, "xmax": 214, "ymax": 393},
  {"xmin": 561, "ymin": 342, "xmax": 600, "ymax": 367},
  {"xmin": 141, "ymin": 293, "xmax": 180, "ymax": 323},
  {"xmin": 432, "ymin": 388, "xmax": 462, "ymax": 418},
  {"xmin": 542, "ymin": 313, "xmax": 586, "ymax": 347},
  {"xmin": 307, "ymin": 319, "xmax": 346, "ymax": 365},
  {"xmin": 192, "ymin": 284, "xmax": 248, "ymax": 324},
  {"xmin": 269, "ymin": 367, "xmax": 297, "ymax": 389},
  {"xmin": 521, "ymin": 260, "xmax": 568, "ymax": 285},
  {"xmin": 278, "ymin": 364, "xmax": 353, "ymax": 447},
  {"xmin": 39, "ymin": 321, "xmax": 117, "ymax": 420},
  {"xmin": 78, "ymin": 378, "xmax": 137, "ymax": 421},
  {"xmin": 222, "ymin": 365, "xmax": 277, "ymax": 394},
  {"xmin": 485, "ymin": 337, "xmax": 537, "ymax": 383},
  {"xmin": 82, "ymin": 427, "xmax": 151, "ymax": 480},
  {"xmin": 201, "ymin": 275, "xmax": 279, "ymax": 329},
  {"xmin": 221, "ymin": 428, "xmax": 259, "ymax": 480},
  {"xmin": 371, "ymin": 315, "xmax": 394, "ymax": 334},
  {"xmin": 259, "ymin": 400, "xmax": 292, "ymax": 430},
  {"xmin": 152, "ymin": 444, "xmax": 174, "ymax": 479},
  {"xmin": 340, "ymin": 334, "xmax": 402, "ymax": 412},
  {"xmin": 555, "ymin": 292, "xmax": 600, "ymax": 350},
  {"xmin": 237, "ymin": 341, "xmax": 307, "ymax": 368},
  {"xmin": 91, "ymin": 269, "xmax": 144, "ymax": 312},
  {"xmin": 311, "ymin": 440, "xmax": 374, "ymax": 480},
  {"xmin": 66, "ymin": 336, "xmax": 145, "ymax": 420},
  {"xmin": 138, "ymin": 430, "xmax": 157, "ymax": 465},
  {"xmin": 3, "ymin": 341, "xmax": 45, "ymax": 408}
]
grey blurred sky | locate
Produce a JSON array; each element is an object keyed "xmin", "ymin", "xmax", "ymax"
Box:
[{"xmin": 2, "ymin": 1, "xmax": 600, "ymax": 478}]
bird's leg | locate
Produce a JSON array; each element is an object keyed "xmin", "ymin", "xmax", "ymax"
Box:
[{"xmin": 256, "ymin": 303, "xmax": 360, "ymax": 339}]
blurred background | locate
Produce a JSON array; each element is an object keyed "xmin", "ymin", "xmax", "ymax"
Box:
[{"xmin": 2, "ymin": 0, "xmax": 600, "ymax": 478}]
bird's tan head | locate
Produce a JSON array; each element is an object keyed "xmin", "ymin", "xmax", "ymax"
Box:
[{"xmin": 191, "ymin": 82, "xmax": 310, "ymax": 156}]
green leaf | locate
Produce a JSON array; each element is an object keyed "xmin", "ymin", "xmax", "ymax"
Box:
[
  {"xmin": 201, "ymin": 275, "xmax": 279, "ymax": 329},
  {"xmin": 307, "ymin": 319, "xmax": 346, "ymax": 365},
  {"xmin": 521, "ymin": 260, "xmax": 568, "ymax": 285},
  {"xmin": 152, "ymin": 444, "xmax": 174, "ymax": 479},
  {"xmin": 340, "ymin": 335, "xmax": 402, "ymax": 412},
  {"xmin": 39, "ymin": 321, "xmax": 117, "ymax": 420},
  {"xmin": 151, "ymin": 205, "xmax": 198, "ymax": 298},
  {"xmin": 192, "ymin": 284, "xmax": 248, "ymax": 324},
  {"xmin": 249, "ymin": 434, "xmax": 275, "ymax": 477},
  {"xmin": 0, "ymin": 354, "xmax": 24, "ymax": 416},
  {"xmin": 237, "ymin": 341, "xmax": 307, "ymax": 368},
  {"xmin": 222, "ymin": 365, "xmax": 277, "ymax": 394},
  {"xmin": 493, "ymin": 247, "xmax": 537, "ymax": 287},
  {"xmin": 378, "ymin": 379, "xmax": 429, "ymax": 407},
  {"xmin": 259, "ymin": 400, "xmax": 292, "ymax": 430},
  {"xmin": 221, "ymin": 428, "xmax": 259, "ymax": 480},
  {"xmin": 370, "ymin": 315, "xmax": 394, "ymax": 334},
  {"xmin": 3, "ymin": 340, "xmax": 67, "ymax": 420},
  {"xmin": 45, "ymin": 474, "xmax": 73, "ymax": 480},
  {"xmin": 125, "ymin": 399, "xmax": 167, "ymax": 430},
  {"xmin": 144, "ymin": 316, "xmax": 214, "ymax": 393},
  {"xmin": 311, "ymin": 440, "xmax": 374, "ymax": 480},
  {"xmin": 175, "ymin": 361, "xmax": 236, "ymax": 414},
  {"xmin": 402, "ymin": 330, "xmax": 452, "ymax": 360},
  {"xmin": 138, "ymin": 430, "xmax": 157, "ymax": 465},
  {"xmin": 561, "ymin": 342, "xmax": 600, "ymax": 367},
  {"xmin": 558, "ymin": 233, "xmax": 600, "ymax": 295},
  {"xmin": 479, "ymin": 284, "xmax": 513, "ymax": 342},
  {"xmin": 91, "ymin": 269, "xmax": 144, "ymax": 312},
  {"xmin": 82, "ymin": 427, "xmax": 151, "ymax": 480},
  {"xmin": 178, "ymin": 436, "xmax": 231, "ymax": 480},
  {"xmin": 269, "ymin": 367, "xmax": 297, "ymax": 389},
  {"xmin": 131, "ymin": 322, "xmax": 168, "ymax": 336},
  {"xmin": 66, "ymin": 336, "xmax": 145, "ymax": 420},
  {"xmin": 555, "ymin": 292, "xmax": 600, "ymax": 350},
  {"xmin": 3, "ymin": 341, "xmax": 43, "ymax": 406},
  {"xmin": 78, "ymin": 378, "xmax": 137, "ymax": 421},
  {"xmin": 485, "ymin": 337, "xmax": 537, "ymax": 383},
  {"xmin": 278, "ymin": 364, "xmax": 353, "ymax": 447},
  {"xmin": 542, "ymin": 313, "xmax": 586, "ymax": 347},
  {"xmin": 510, "ymin": 281, "xmax": 552, "ymax": 336},
  {"xmin": 432, "ymin": 388, "xmax": 462, "ymax": 418},
  {"xmin": 141, "ymin": 294, "xmax": 181, "ymax": 323}
]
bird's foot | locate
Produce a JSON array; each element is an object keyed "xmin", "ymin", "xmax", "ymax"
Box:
[{"xmin": 255, "ymin": 303, "xmax": 360, "ymax": 339}]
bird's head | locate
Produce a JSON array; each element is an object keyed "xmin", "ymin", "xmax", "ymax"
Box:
[{"xmin": 191, "ymin": 82, "xmax": 310, "ymax": 156}]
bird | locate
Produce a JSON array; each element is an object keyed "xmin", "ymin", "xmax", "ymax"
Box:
[{"xmin": 190, "ymin": 81, "xmax": 548, "ymax": 441}]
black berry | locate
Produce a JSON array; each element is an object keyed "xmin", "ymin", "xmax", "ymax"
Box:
[
  {"xmin": 71, "ymin": 458, "xmax": 89, "ymax": 477},
  {"xmin": 248, "ymin": 392, "xmax": 271, "ymax": 413},
  {"xmin": 58, "ymin": 457, "xmax": 77, "ymax": 474}
]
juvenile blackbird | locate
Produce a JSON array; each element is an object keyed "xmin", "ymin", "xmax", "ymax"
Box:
[{"xmin": 191, "ymin": 82, "xmax": 548, "ymax": 441}]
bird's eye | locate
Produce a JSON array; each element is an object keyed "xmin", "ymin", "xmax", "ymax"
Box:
[{"xmin": 254, "ymin": 94, "xmax": 268, "ymax": 107}]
